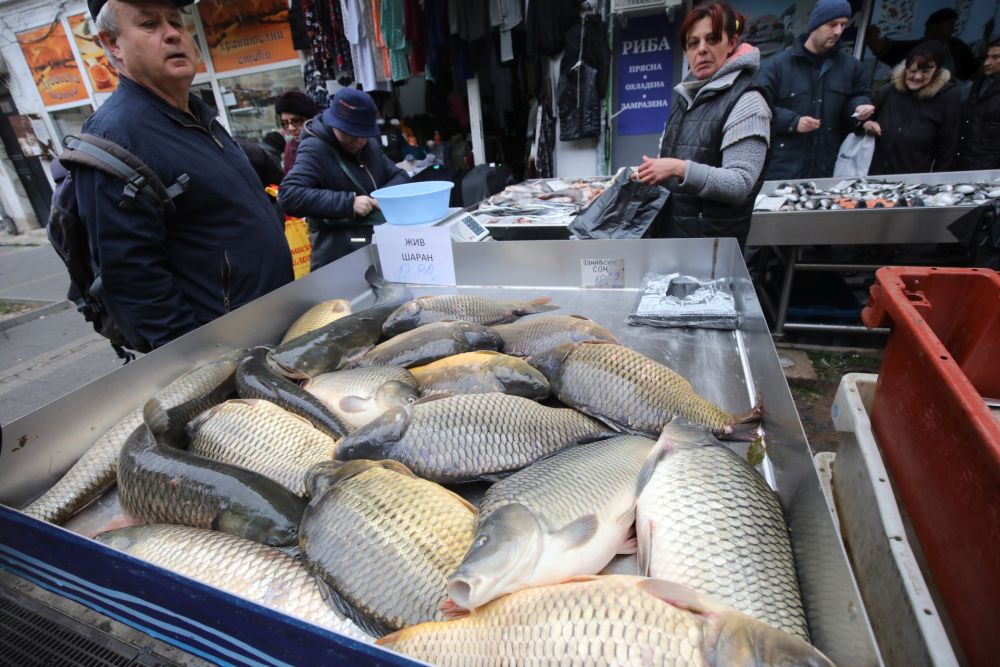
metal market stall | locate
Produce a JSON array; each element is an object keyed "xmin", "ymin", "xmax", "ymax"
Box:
[{"xmin": 0, "ymin": 239, "xmax": 882, "ymax": 666}]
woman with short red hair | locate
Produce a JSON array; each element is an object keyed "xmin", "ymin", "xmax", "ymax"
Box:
[{"xmin": 636, "ymin": 1, "xmax": 771, "ymax": 248}]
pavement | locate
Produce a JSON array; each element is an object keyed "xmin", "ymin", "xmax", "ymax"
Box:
[{"xmin": 0, "ymin": 231, "xmax": 122, "ymax": 426}]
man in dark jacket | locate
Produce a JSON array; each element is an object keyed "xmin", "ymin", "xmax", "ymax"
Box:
[
  {"xmin": 756, "ymin": 0, "xmax": 873, "ymax": 180},
  {"xmin": 956, "ymin": 38, "xmax": 1000, "ymax": 170},
  {"xmin": 75, "ymin": 0, "xmax": 292, "ymax": 350},
  {"xmin": 279, "ymin": 88, "xmax": 408, "ymax": 271}
]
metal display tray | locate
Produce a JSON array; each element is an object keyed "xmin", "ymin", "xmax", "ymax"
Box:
[
  {"xmin": 0, "ymin": 239, "xmax": 882, "ymax": 666},
  {"xmin": 748, "ymin": 169, "xmax": 1000, "ymax": 247}
]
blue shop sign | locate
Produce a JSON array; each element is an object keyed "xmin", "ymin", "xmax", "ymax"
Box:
[{"xmin": 616, "ymin": 14, "xmax": 675, "ymax": 136}]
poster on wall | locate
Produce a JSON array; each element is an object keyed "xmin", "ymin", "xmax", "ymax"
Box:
[
  {"xmin": 198, "ymin": 0, "xmax": 297, "ymax": 73},
  {"xmin": 615, "ymin": 13, "xmax": 676, "ymax": 137},
  {"xmin": 16, "ymin": 22, "xmax": 89, "ymax": 107},
  {"xmin": 67, "ymin": 13, "xmax": 120, "ymax": 92}
]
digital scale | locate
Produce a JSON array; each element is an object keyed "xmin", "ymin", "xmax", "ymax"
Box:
[{"xmin": 418, "ymin": 207, "xmax": 493, "ymax": 242}]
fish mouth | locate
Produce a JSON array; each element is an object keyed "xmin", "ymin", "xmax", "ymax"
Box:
[
  {"xmin": 446, "ymin": 576, "xmax": 479, "ymax": 610},
  {"xmin": 266, "ymin": 351, "xmax": 308, "ymax": 380}
]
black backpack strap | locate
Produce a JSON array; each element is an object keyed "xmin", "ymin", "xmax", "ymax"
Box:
[{"xmin": 60, "ymin": 134, "xmax": 189, "ymax": 213}]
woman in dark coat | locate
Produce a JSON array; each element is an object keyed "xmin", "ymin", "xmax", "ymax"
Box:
[
  {"xmin": 864, "ymin": 41, "xmax": 961, "ymax": 175},
  {"xmin": 636, "ymin": 1, "xmax": 771, "ymax": 249}
]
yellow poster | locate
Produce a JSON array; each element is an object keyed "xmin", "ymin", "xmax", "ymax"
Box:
[
  {"xmin": 67, "ymin": 13, "xmax": 120, "ymax": 92},
  {"xmin": 17, "ymin": 22, "xmax": 89, "ymax": 107},
  {"xmin": 199, "ymin": 0, "xmax": 297, "ymax": 73}
]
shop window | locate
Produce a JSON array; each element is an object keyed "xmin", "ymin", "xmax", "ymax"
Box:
[
  {"xmin": 49, "ymin": 105, "xmax": 94, "ymax": 144},
  {"xmin": 218, "ymin": 66, "xmax": 305, "ymax": 140}
]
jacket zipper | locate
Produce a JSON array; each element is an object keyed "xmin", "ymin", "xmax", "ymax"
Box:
[
  {"xmin": 360, "ymin": 162, "xmax": 378, "ymax": 192},
  {"xmin": 221, "ymin": 251, "xmax": 231, "ymax": 313},
  {"xmin": 177, "ymin": 117, "xmax": 224, "ymax": 149}
]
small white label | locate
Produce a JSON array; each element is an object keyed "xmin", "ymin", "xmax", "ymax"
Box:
[
  {"xmin": 581, "ymin": 258, "xmax": 625, "ymax": 289},
  {"xmin": 374, "ymin": 225, "xmax": 456, "ymax": 286},
  {"xmin": 381, "ymin": 135, "xmax": 389, "ymax": 146}
]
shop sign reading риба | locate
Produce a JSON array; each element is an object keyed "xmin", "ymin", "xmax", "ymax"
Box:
[{"xmin": 615, "ymin": 13, "xmax": 675, "ymax": 136}]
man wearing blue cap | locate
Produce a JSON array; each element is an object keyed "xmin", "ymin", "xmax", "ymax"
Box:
[
  {"xmin": 71, "ymin": 0, "xmax": 292, "ymax": 350},
  {"xmin": 279, "ymin": 88, "xmax": 409, "ymax": 271},
  {"xmin": 756, "ymin": 0, "xmax": 874, "ymax": 180}
]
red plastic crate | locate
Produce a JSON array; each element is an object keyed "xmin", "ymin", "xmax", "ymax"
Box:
[{"xmin": 862, "ymin": 267, "xmax": 1000, "ymax": 667}]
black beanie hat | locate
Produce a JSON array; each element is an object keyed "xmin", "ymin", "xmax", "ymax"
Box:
[{"xmin": 275, "ymin": 91, "xmax": 319, "ymax": 119}]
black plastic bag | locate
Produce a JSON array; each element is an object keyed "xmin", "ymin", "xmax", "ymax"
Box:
[
  {"xmin": 948, "ymin": 200, "xmax": 1000, "ymax": 270},
  {"xmin": 569, "ymin": 167, "xmax": 669, "ymax": 239}
]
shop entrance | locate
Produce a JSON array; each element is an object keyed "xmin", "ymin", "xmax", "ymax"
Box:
[{"xmin": 0, "ymin": 93, "xmax": 53, "ymax": 227}]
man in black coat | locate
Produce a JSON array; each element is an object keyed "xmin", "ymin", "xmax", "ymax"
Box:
[
  {"xmin": 279, "ymin": 88, "xmax": 408, "ymax": 271},
  {"xmin": 756, "ymin": 0, "xmax": 873, "ymax": 180},
  {"xmin": 75, "ymin": 0, "xmax": 292, "ymax": 350},
  {"xmin": 956, "ymin": 38, "xmax": 1000, "ymax": 171}
]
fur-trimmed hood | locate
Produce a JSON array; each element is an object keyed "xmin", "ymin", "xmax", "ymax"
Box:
[{"xmin": 891, "ymin": 63, "xmax": 952, "ymax": 98}]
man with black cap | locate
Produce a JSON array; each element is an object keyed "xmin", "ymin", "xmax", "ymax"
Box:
[
  {"xmin": 274, "ymin": 90, "xmax": 319, "ymax": 175},
  {"xmin": 866, "ymin": 8, "xmax": 977, "ymax": 82},
  {"xmin": 757, "ymin": 0, "xmax": 873, "ymax": 180},
  {"xmin": 73, "ymin": 0, "xmax": 292, "ymax": 350},
  {"xmin": 279, "ymin": 87, "xmax": 409, "ymax": 271}
]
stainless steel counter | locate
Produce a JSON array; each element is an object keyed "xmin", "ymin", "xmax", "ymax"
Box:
[{"xmin": 0, "ymin": 239, "xmax": 882, "ymax": 666}]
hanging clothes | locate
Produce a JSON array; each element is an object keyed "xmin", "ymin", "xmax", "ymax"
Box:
[
  {"xmin": 557, "ymin": 15, "xmax": 610, "ymax": 140},
  {"xmin": 489, "ymin": 0, "xmax": 522, "ymax": 63},
  {"xmin": 303, "ymin": 59, "xmax": 330, "ymax": 108},
  {"xmin": 525, "ymin": 0, "xmax": 578, "ymax": 58},
  {"xmin": 302, "ymin": 0, "xmax": 354, "ymax": 81},
  {"xmin": 328, "ymin": 0, "xmax": 355, "ymax": 79},
  {"xmin": 289, "ymin": 0, "xmax": 310, "ymax": 50},
  {"xmin": 340, "ymin": 0, "xmax": 391, "ymax": 92},
  {"xmin": 533, "ymin": 78, "xmax": 557, "ymax": 177},
  {"xmin": 380, "ymin": 0, "xmax": 411, "ymax": 82},
  {"xmin": 370, "ymin": 0, "xmax": 394, "ymax": 81},
  {"xmin": 404, "ymin": 0, "xmax": 425, "ymax": 75},
  {"xmin": 424, "ymin": 0, "xmax": 448, "ymax": 81},
  {"xmin": 449, "ymin": 0, "xmax": 491, "ymax": 42}
]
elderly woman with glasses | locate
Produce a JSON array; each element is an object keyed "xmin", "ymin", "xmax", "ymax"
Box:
[
  {"xmin": 863, "ymin": 41, "xmax": 961, "ymax": 174},
  {"xmin": 275, "ymin": 90, "xmax": 319, "ymax": 175}
]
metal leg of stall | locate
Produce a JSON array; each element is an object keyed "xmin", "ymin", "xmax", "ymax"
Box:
[{"xmin": 773, "ymin": 246, "xmax": 800, "ymax": 338}]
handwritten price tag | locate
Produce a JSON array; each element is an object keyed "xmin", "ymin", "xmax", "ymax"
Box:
[
  {"xmin": 374, "ymin": 224, "xmax": 457, "ymax": 286},
  {"xmin": 581, "ymin": 258, "xmax": 625, "ymax": 289}
]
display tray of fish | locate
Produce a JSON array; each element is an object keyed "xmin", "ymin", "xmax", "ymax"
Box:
[
  {"xmin": 754, "ymin": 175, "xmax": 1000, "ymax": 212},
  {"xmin": 474, "ymin": 176, "xmax": 615, "ymax": 228},
  {"xmin": 2, "ymin": 244, "xmax": 879, "ymax": 666}
]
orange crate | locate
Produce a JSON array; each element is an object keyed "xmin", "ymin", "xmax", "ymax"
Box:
[{"xmin": 862, "ymin": 267, "xmax": 1000, "ymax": 667}]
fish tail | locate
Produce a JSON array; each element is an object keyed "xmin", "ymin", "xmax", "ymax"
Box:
[{"xmin": 719, "ymin": 392, "xmax": 763, "ymax": 442}]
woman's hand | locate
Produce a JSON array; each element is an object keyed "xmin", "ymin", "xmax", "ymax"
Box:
[
  {"xmin": 636, "ymin": 155, "xmax": 686, "ymax": 185},
  {"xmin": 863, "ymin": 120, "xmax": 882, "ymax": 137},
  {"xmin": 353, "ymin": 195, "xmax": 378, "ymax": 217}
]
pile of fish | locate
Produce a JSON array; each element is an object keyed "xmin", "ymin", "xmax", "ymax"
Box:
[
  {"xmin": 475, "ymin": 176, "xmax": 614, "ymax": 226},
  {"xmin": 19, "ymin": 267, "xmax": 839, "ymax": 666},
  {"xmin": 755, "ymin": 177, "xmax": 1000, "ymax": 212}
]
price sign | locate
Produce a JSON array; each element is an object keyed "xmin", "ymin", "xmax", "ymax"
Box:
[
  {"xmin": 374, "ymin": 224, "xmax": 456, "ymax": 286},
  {"xmin": 581, "ymin": 258, "xmax": 625, "ymax": 289}
]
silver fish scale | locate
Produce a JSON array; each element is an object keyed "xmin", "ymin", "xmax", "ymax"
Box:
[
  {"xmin": 556, "ymin": 344, "xmax": 734, "ymax": 434},
  {"xmin": 311, "ymin": 366, "xmax": 417, "ymax": 396},
  {"xmin": 493, "ymin": 316, "xmax": 618, "ymax": 357},
  {"xmin": 189, "ymin": 401, "xmax": 336, "ymax": 496},
  {"xmin": 102, "ymin": 525, "xmax": 371, "ymax": 642},
  {"xmin": 22, "ymin": 408, "xmax": 144, "ymax": 524},
  {"xmin": 478, "ymin": 436, "xmax": 655, "ymax": 528},
  {"xmin": 414, "ymin": 295, "xmax": 540, "ymax": 325},
  {"xmin": 301, "ymin": 466, "xmax": 476, "ymax": 631},
  {"xmin": 381, "ymin": 576, "xmax": 706, "ymax": 666},
  {"xmin": 394, "ymin": 394, "xmax": 606, "ymax": 481},
  {"xmin": 637, "ymin": 444, "xmax": 809, "ymax": 640}
]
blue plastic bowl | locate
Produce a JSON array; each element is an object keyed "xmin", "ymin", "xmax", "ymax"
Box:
[{"xmin": 372, "ymin": 181, "xmax": 454, "ymax": 225}]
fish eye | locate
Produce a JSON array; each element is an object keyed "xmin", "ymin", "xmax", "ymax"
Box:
[{"xmin": 474, "ymin": 534, "xmax": 488, "ymax": 548}]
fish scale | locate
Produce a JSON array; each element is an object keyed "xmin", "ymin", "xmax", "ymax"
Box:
[
  {"xmin": 22, "ymin": 407, "xmax": 144, "ymax": 524},
  {"xmin": 336, "ymin": 393, "xmax": 609, "ymax": 483},
  {"xmin": 493, "ymin": 315, "xmax": 619, "ymax": 357},
  {"xmin": 382, "ymin": 295, "xmax": 557, "ymax": 336},
  {"xmin": 637, "ymin": 441, "xmax": 809, "ymax": 641},
  {"xmin": 378, "ymin": 575, "xmax": 833, "ymax": 666},
  {"xmin": 96, "ymin": 525, "xmax": 371, "ymax": 643},
  {"xmin": 300, "ymin": 462, "xmax": 476, "ymax": 634},
  {"xmin": 188, "ymin": 400, "xmax": 337, "ymax": 496},
  {"xmin": 534, "ymin": 342, "xmax": 754, "ymax": 438}
]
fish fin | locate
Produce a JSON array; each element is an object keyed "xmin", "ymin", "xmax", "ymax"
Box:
[
  {"xmin": 636, "ymin": 519, "xmax": 653, "ymax": 576},
  {"xmin": 556, "ymin": 514, "xmax": 599, "ymax": 549},
  {"xmin": 440, "ymin": 488, "xmax": 479, "ymax": 514},
  {"xmin": 477, "ymin": 471, "xmax": 513, "ymax": 483},
  {"xmin": 567, "ymin": 314, "xmax": 592, "ymax": 320},
  {"xmin": 338, "ymin": 395, "xmax": 372, "ymax": 413},
  {"xmin": 375, "ymin": 629, "xmax": 403, "ymax": 647},
  {"xmin": 635, "ymin": 428, "xmax": 676, "ymax": 498},
  {"xmin": 411, "ymin": 392, "xmax": 455, "ymax": 405},
  {"xmin": 556, "ymin": 574, "xmax": 601, "ymax": 584},
  {"xmin": 329, "ymin": 300, "xmax": 351, "ymax": 315},
  {"xmin": 439, "ymin": 598, "xmax": 472, "ymax": 620},
  {"xmin": 618, "ymin": 535, "xmax": 638, "ymax": 555},
  {"xmin": 313, "ymin": 572, "xmax": 393, "ymax": 638},
  {"xmin": 638, "ymin": 579, "xmax": 735, "ymax": 616}
]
